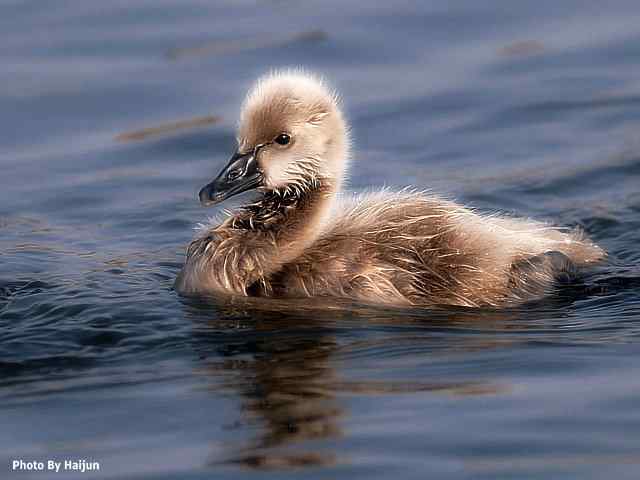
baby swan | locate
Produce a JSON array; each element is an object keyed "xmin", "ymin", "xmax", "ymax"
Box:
[{"xmin": 175, "ymin": 70, "xmax": 604, "ymax": 307}]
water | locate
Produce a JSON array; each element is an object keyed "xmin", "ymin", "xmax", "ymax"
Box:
[{"xmin": 2, "ymin": 1, "xmax": 640, "ymax": 478}]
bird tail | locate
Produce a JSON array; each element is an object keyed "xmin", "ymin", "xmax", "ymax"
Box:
[{"xmin": 548, "ymin": 227, "xmax": 605, "ymax": 267}]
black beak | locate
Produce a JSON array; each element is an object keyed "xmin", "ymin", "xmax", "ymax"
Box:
[{"xmin": 198, "ymin": 149, "xmax": 264, "ymax": 206}]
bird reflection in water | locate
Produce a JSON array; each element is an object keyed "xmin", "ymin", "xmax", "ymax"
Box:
[{"xmin": 181, "ymin": 295, "xmax": 567, "ymax": 470}]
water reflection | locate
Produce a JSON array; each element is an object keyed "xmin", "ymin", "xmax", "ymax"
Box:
[
  {"xmin": 186, "ymin": 299, "xmax": 343, "ymax": 468},
  {"xmin": 217, "ymin": 335, "xmax": 342, "ymax": 469},
  {"xmin": 184, "ymin": 298, "xmax": 523, "ymax": 470}
]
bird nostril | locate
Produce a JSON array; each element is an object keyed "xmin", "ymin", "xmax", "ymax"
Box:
[{"xmin": 227, "ymin": 169, "xmax": 242, "ymax": 181}]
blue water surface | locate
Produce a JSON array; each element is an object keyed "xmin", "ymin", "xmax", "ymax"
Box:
[{"xmin": 2, "ymin": 1, "xmax": 640, "ymax": 478}]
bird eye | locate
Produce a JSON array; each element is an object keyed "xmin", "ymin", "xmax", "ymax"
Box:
[
  {"xmin": 274, "ymin": 133, "xmax": 291, "ymax": 146},
  {"xmin": 227, "ymin": 168, "xmax": 242, "ymax": 181}
]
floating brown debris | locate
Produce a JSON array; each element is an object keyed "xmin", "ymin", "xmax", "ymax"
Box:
[
  {"xmin": 166, "ymin": 30, "xmax": 328, "ymax": 60},
  {"xmin": 115, "ymin": 115, "xmax": 220, "ymax": 142},
  {"xmin": 499, "ymin": 40, "xmax": 545, "ymax": 57}
]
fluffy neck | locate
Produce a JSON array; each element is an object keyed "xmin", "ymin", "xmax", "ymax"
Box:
[
  {"xmin": 230, "ymin": 129, "xmax": 349, "ymax": 270},
  {"xmin": 232, "ymin": 173, "xmax": 337, "ymax": 260}
]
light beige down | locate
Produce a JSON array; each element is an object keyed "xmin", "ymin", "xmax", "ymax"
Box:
[{"xmin": 175, "ymin": 70, "xmax": 604, "ymax": 307}]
